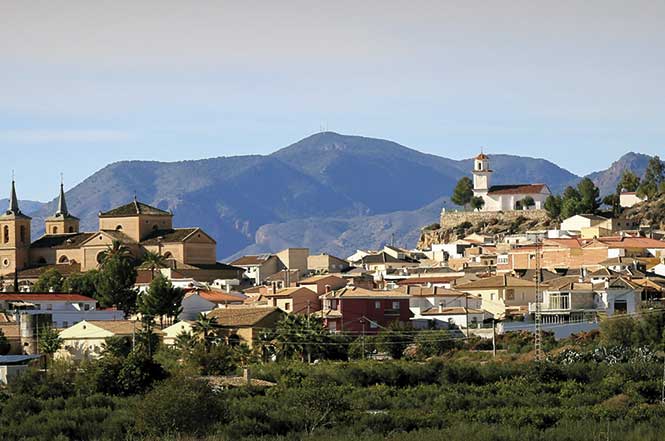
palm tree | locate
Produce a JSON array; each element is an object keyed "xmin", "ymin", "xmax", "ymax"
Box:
[
  {"xmin": 193, "ymin": 313, "xmax": 218, "ymax": 351},
  {"xmin": 141, "ymin": 250, "xmax": 168, "ymax": 277},
  {"xmin": 174, "ymin": 330, "xmax": 197, "ymax": 355},
  {"xmin": 98, "ymin": 240, "xmax": 133, "ymax": 266}
]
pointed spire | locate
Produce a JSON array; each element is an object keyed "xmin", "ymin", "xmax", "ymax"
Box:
[
  {"xmin": 55, "ymin": 177, "xmax": 68, "ymax": 217},
  {"xmin": 7, "ymin": 177, "xmax": 21, "ymax": 215}
]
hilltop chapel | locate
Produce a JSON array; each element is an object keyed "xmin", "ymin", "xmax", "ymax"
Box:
[
  {"xmin": 0, "ymin": 180, "xmax": 237, "ymax": 286},
  {"xmin": 471, "ymin": 152, "xmax": 551, "ymax": 211}
]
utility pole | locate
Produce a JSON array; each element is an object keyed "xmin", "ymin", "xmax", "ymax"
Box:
[
  {"xmin": 307, "ymin": 300, "xmax": 311, "ymax": 364},
  {"xmin": 360, "ymin": 318, "xmax": 366, "ymax": 360},
  {"xmin": 492, "ymin": 318, "xmax": 496, "ymax": 358},
  {"xmin": 465, "ymin": 294, "xmax": 469, "ymax": 338},
  {"xmin": 534, "ymin": 236, "xmax": 543, "ymax": 361}
]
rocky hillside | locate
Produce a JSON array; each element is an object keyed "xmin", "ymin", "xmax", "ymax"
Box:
[
  {"xmin": 417, "ymin": 210, "xmax": 553, "ymax": 249},
  {"xmin": 586, "ymin": 152, "xmax": 651, "ymax": 196},
  {"xmin": 621, "ymin": 196, "xmax": 665, "ymax": 230}
]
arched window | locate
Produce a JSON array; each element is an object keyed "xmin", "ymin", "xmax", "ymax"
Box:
[
  {"xmin": 19, "ymin": 226, "xmax": 26, "ymax": 244},
  {"xmin": 59, "ymin": 255, "xmax": 69, "ymax": 264},
  {"xmin": 52, "ymin": 226, "xmax": 58, "ymax": 234},
  {"xmin": 2, "ymin": 225, "xmax": 8, "ymax": 244},
  {"xmin": 115, "ymin": 225, "xmax": 123, "ymax": 231},
  {"xmin": 228, "ymin": 334, "xmax": 241, "ymax": 346},
  {"xmin": 68, "ymin": 226, "xmax": 74, "ymax": 233},
  {"xmin": 163, "ymin": 252, "xmax": 173, "ymax": 259},
  {"xmin": 152, "ymin": 224, "xmax": 159, "ymax": 231},
  {"xmin": 96, "ymin": 252, "xmax": 105, "ymax": 264}
]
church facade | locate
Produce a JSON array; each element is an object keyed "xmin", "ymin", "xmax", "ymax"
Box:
[
  {"xmin": 0, "ymin": 181, "xmax": 218, "ymax": 278},
  {"xmin": 472, "ymin": 153, "xmax": 551, "ymax": 212}
]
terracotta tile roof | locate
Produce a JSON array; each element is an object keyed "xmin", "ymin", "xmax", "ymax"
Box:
[
  {"xmin": 207, "ymin": 307, "xmax": 283, "ymax": 327},
  {"xmin": 197, "ymin": 290, "xmax": 246, "ymax": 304},
  {"xmin": 475, "ymin": 153, "xmax": 489, "ymax": 160},
  {"xmin": 230, "ymin": 254, "xmax": 275, "ymax": 266},
  {"xmin": 456, "ymin": 274, "xmax": 538, "ymax": 289},
  {"xmin": 83, "ymin": 320, "xmax": 142, "ymax": 335},
  {"xmin": 598, "ymin": 237, "xmax": 665, "ymax": 249},
  {"xmin": 99, "ymin": 200, "xmax": 171, "ymax": 218},
  {"xmin": 0, "ymin": 324, "xmax": 19, "ymax": 338},
  {"xmin": 397, "ymin": 276, "xmax": 461, "ymax": 285},
  {"xmin": 0, "ymin": 293, "xmax": 94, "ymax": 302},
  {"xmin": 261, "ymin": 287, "xmax": 314, "ymax": 298},
  {"xmin": 314, "ymin": 309, "xmax": 343, "ymax": 319},
  {"xmin": 141, "ymin": 228, "xmax": 204, "ymax": 245},
  {"xmin": 403, "ymin": 286, "xmax": 475, "ymax": 297},
  {"xmin": 545, "ymin": 276, "xmax": 593, "ymax": 291},
  {"xmin": 321, "ymin": 286, "xmax": 410, "ymax": 299},
  {"xmin": 31, "ymin": 232, "xmax": 96, "ymax": 250},
  {"xmin": 487, "ymin": 184, "xmax": 547, "ymax": 195},
  {"xmin": 421, "ymin": 306, "xmax": 485, "ymax": 315},
  {"xmin": 298, "ymin": 275, "xmax": 346, "ymax": 285},
  {"xmin": 265, "ymin": 269, "xmax": 300, "ymax": 282}
]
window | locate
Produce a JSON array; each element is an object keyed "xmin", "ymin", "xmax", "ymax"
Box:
[
  {"xmin": 548, "ymin": 293, "xmax": 570, "ymax": 310},
  {"xmin": 62, "ymin": 321, "xmax": 68, "ymax": 328},
  {"xmin": 115, "ymin": 225, "xmax": 123, "ymax": 231},
  {"xmin": 68, "ymin": 226, "xmax": 74, "ymax": 233},
  {"xmin": 375, "ymin": 301, "xmax": 381, "ymax": 309},
  {"xmin": 3, "ymin": 225, "xmax": 8, "ymax": 244},
  {"xmin": 506, "ymin": 289, "xmax": 515, "ymax": 300},
  {"xmin": 370, "ymin": 321, "xmax": 378, "ymax": 329},
  {"xmin": 284, "ymin": 302, "xmax": 291, "ymax": 311},
  {"xmin": 498, "ymin": 255, "xmax": 508, "ymax": 265},
  {"xmin": 84, "ymin": 304, "xmax": 90, "ymax": 311},
  {"xmin": 392, "ymin": 301, "xmax": 400, "ymax": 310},
  {"xmin": 19, "ymin": 226, "xmax": 26, "ymax": 244},
  {"xmin": 59, "ymin": 255, "xmax": 69, "ymax": 264},
  {"xmin": 329, "ymin": 321, "xmax": 337, "ymax": 332},
  {"xmin": 46, "ymin": 304, "xmax": 52, "ymax": 311},
  {"xmin": 52, "ymin": 226, "xmax": 58, "ymax": 234}
]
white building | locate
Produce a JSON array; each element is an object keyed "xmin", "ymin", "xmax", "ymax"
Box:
[
  {"xmin": 409, "ymin": 288, "xmax": 489, "ymax": 329},
  {"xmin": 472, "ymin": 153, "xmax": 551, "ymax": 211},
  {"xmin": 619, "ymin": 191, "xmax": 646, "ymax": 208},
  {"xmin": 0, "ymin": 294, "xmax": 123, "ymax": 328}
]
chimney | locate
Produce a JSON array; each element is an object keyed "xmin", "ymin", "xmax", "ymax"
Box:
[
  {"xmin": 243, "ymin": 367, "xmax": 251, "ymax": 385},
  {"xmin": 438, "ymin": 302, "xmax": 444, "ymax": 313},
  {"xmin": 324, "ymin": 284, "xmax": 331, "ymax": 294}
]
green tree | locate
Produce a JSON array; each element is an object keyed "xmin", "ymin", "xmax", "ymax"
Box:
[
  {"xmin": 32, "ymin": 268, "xmax": 64, "ymax": 293},
  {"xmin": 600, "ymin": 316, "xmax": 635, "ymax": 347},
  {"xmin": 282, "ymin": 385, "xmax": 351, "ymax": 435},
  {"xmin": 95, "ymin": 245, "xmax": 138, "ymax": 316},
  {"xmin": 543, "ymin": 195, "xmax": 562, "ymax": 219},
  {"xmin": 140, "ymin": 250, "xmax": 168, "ymax": 277},
  {"xmin": 617, "ymin": 170, "xmax": 641, "ymax": 193},
  {"xmin": 376, "ymin": 321, "xmax": 414, "ymax": 360},
  {"xmin": 135, "ymin": 375, "xmax": 224, "ymax": 437},
  {"xmin": 414, "ymin": 329, "xmax": 458, "ymax": 358},
  {"xmin": 138, "ymin": 274, "xmax": 184, "ymax": 327},
  {"xmin": 101, "ymin": 335, "xmax": 132, "ymax": 358},
  {"xmin": 470, "ymin": 196, "xmax": 485, "ymax": 211},
  {"xmin": 0, "ymin": 328, "xmax": 10, "ymax": 355},
  {"xmin": 637, "ymin": 156, "xmax": 664, "ymax": 199},
  {"xmin": 98, "ymin": 240, "xmax": 133, "ymax": 265},
  {"xmin": 576, "ymin": 177, "xmax": 600, "ymax": 214},
  {"xmin": 38, "ymin": 326, "xmax": 62, "ymax": 371},
  {"xmin": 520, "ymin": 196, "xmax": 535, "ymax": 209},
  {"xmin": 116, "ymin": 350, "xmax": 166, "ymax": 395},
  {"xmin": 451, "ymin": 177, "xmax": 474, "ymax": 208},
  {"xmin": 560, "ymin": 197, "xmax": 579, "ymax": 220},
  {"xmin": 63, "ymin": 270, "xmax": 98, "ymax": 297},
  {"xmin": 603, "ymin": 194, "xmax": 620, "ymax": 216}
]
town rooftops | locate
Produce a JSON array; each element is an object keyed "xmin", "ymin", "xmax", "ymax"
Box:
[
  {"xmin": 487, "ymin": 184, "xmax": 548, "ymax": 195},
  {"xmin": 456, "ymin": 274, "xmax": 539, "ymax": 289},
  {"xmin": 397, "ymin": 276, "xmax": 462, "ymax": 285},
  {"xmin": 298, "ymin": 274, "xmax": 346, "ymax": 285},
  {"xmin": 597, "ymin": 237, "xmax": 665, "ymax": 249},
  {"xmin": 261, "ymin": 287, "xmax": 314, "ymax": 298},
  {"xmin": 230, "ymin": 254, "xmax": 275, "ymax": 266},
  {"xmin": 207, "ymin": 307, "xmax": 282, "ymax": 327},
  {"xmin": 402, "ymin": 286, "xmax": 477, "ymax": 298},
  {"xmin": 0, "ymin": 293, "xmax": 94, "ymax": 302},
  {"xmin": 188, "ymin": 290, "xmax": 246, "ymax": 304},
  {"xmin": 321, "ymin": 286, "xmax": 410, "ymax": 299},
  {"xmin": 79, "ymin": 320, "xmax": 142, "ymax": 335},
  {"xmin": 361, "ymin": 252, "xmax": 419, "ymax": 265},
  {"xmin": 99, "ymin": 200, "xmax": 172, "ymax": 218},
  {"xmin": 545, "ymin": 276, "xmax": 593, "ymax": 292}
]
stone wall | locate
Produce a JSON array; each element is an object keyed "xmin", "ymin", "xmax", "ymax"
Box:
[{"xmin": 439, "ymin": 208, "xmax": 549, "ymax": 229}]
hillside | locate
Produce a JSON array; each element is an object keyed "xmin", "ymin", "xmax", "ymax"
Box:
[
  {"xmin": 19, "ymin": 132, "xmax": 649, "ymax": 259},
  {"xmin": 586, "ymin": 152, "xmax": 651, "ymax": 196}
]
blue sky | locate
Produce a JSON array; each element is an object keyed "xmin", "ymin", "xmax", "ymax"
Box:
[{"xmin": 1, "ymin": 0, "xmax": 664, "ymax": 201}]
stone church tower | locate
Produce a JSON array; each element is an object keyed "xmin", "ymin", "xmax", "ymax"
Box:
[
  {"xmin": 472, "ymin": 152, "xmax": 492, "ymax": 193},
  {"xmin": 45, "ymin": 182, "xmax": 79, "ymax": 235},
  {"xmin": 0, "ymin": 180, "xmax": 31, "ymax": 277}
]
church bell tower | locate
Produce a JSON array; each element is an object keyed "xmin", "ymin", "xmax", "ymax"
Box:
[
  {"xmin": 45, "ymin": 179, "xmax": 79, "ymax": 235},
  {"xmin": 472, "ymin": 152, "xmax": 492, "ymax": 192},
  {"xmin": 0, "ymin": 180, "xmax": 32, "ymax": 277}
]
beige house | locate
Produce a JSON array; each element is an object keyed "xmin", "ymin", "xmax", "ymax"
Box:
[
  {"xmin": 260, "ymin": 286, "xmax": 321, "ymax": 314},
  {"xmin": 307, "ymin": 253, "xmax": 350, "ymax": 273},
  {"xmin": 206, "ymin": 307, "xmax": 285, "ymax": 348},
  {"xmin": 161, "ymin": 320, "xmax": 194, "ymax": 346},
  {"xmin": 276, "ymin": 248, "xmax": 309, "ymax": 276},
  {"xmin": 230, "ymin": 254, "xmax": 282, "ymax": 285},
  {"xmin": 456, "ymin": 274, "xmax": 539, "ymax": 318},
  {"xmin": 298, "ymin": 274, "xmax": 347, "ymax": 295},
  {"xmin": 57, "ymin": 320, "xmax": 141, "ymax": 361}
]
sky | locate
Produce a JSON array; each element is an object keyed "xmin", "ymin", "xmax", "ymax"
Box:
[{"xmin": 1, "ymin": 0, "xmax": 664, "ymax": 201}]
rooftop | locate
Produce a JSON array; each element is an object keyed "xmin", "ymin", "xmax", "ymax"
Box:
[
  {"xmin": 99, "ymin": 200, "xmax": 172, "ymax": 218},
  {"xmin": 207, "ymin": 306, "xmax": 283, "ymax": 327}
]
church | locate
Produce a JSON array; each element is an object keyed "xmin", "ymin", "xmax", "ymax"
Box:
[
  {"xmin": 472, "ymin": 153, "xmax": 551, "ymax": 211},
  {"xmin": 0, "ymin": 180, "xmax": 224, "ymax": 281}
]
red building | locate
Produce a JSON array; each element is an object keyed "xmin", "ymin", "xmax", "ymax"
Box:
[{"xmin": 317, "ymin": 286, "xmax": 412, "ymax": 334}]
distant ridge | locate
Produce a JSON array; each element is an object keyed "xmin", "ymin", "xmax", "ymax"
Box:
[{"xmin": 15, "ymin": 132, "xmax": 651, "ymax": 258}]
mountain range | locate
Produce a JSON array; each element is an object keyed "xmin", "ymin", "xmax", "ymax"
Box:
[{"xmin": 9, "ymin": 132, "xmax": 651, "ymax": 260}]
